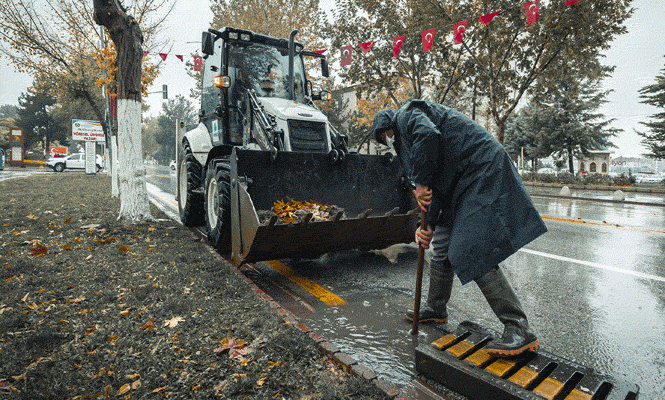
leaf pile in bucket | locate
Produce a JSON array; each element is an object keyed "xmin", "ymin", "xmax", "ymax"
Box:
[{"xmin": 257, "ymin": 199, "xmax": 343, "ymax": 224}]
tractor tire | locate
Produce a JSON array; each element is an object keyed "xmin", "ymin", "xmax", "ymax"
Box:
[
  {"xmin": 177, "ymin": 140, "xmax": 205, "ymax": 226},
  {"xmin": 204, "ymin": 156, "xmax": 232, "ymax": 253}
]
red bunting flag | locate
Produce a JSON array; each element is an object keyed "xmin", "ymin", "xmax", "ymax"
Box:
[
  {"xmin": 524, "ymin": 0, "xmax": 541, "ymax": 25},
  {"xmin": 340, "ymin": 45, "xmax": 353, "ymax": 66},
  {"xmin": 359, "ymin": 41, "xmax": 376, "ymax": 54},
  {"xmin": 453, "ymin": 20, "xmax": 468, "ymax": 45},
  {"xmin": 393, "ymin": 36, "xmax": 405, "ymax": 58},
  {"xmin": 142, "ymin": 50, "xmax": 149, "ymax": 57},
  {"xmin": 421, "ymin": 29, "xmax": 435, "ymax": 52},
  {"xmin": 567, "ymin": 0, "xmax": 580, "ymax": 5},
  {"xmin": 176, "ymin": 55, "xmax": 183, "ymax": 62},
  {"xmin": 479, "ymin": 10, "xmax": 502, "ymax": 25},
  {"xmin": 159, "ymin": 53, "xmax": 167, "ymax": 61},
  {"xmin": 313, "ymin": 49, "xmax": 327, "ymax": 54},
  {"xmin": 193, "ymin": 56, "xmax": 202, "ymax": 72},
  {"xmin": 109, "ymin": 93, "xmax": 117, "ymax": 119}
]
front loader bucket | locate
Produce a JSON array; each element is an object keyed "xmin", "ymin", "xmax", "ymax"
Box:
[{"xmin": 230, "ymin": 148, "xmax": 418, "ymax": 266}]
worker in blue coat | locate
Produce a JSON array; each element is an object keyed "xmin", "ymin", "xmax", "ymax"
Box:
[{"xmin": 374, "ymin": 100, "xmax": 547, "ymax": 357}]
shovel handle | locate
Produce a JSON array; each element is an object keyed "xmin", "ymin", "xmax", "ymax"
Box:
[{"xmin": 411, "ymin": 209, "xmax": 428, "ymax": 335}]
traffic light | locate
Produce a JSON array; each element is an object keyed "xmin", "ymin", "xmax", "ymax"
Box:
[{"xmin": 162, "ymin": 84, "xmax": 168, "ymax": 99}]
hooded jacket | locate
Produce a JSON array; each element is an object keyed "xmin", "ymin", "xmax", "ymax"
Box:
[{"xmin": 379, "ymin": 100, "xmax": 547, "ymax": 284}]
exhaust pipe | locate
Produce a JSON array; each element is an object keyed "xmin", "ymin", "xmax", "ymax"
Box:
[{"xmin": 288, "ymin": 29, "xmax": 298, "ymax": 101}]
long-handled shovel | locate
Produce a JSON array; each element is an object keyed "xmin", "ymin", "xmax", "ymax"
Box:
[{"xmin": 411, "ymin": 209, "xmax": 428, "ymax": 335}]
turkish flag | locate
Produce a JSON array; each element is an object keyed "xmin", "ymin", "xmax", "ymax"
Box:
[
  {"xmin": 479, "ymin": 10, "xmax": 502, "ymax": 25},
  {"xmin": 313, "ymin": 49, "xmax": 327, "ymax": 54},
  {"xmin": 393, "ymin": 36, "xmax": 405, "ymax": 58},
  {"xmin": 176, "ymin": 55, "xmax": 183, "ymax": 62},
  {"xmin": 453, "ymin": 21, "xmax": 468, "ymax": 45},
  {"xmin": 340, "ymin": 45, "xmax": 353, "ymax": 66},
  {"xmin": 567, "ymin": 0, "xmax": 580, "ymax": 5},
  {"xmin": 421, "ymin": 29, "xmax": 435, "ymax": 52},
  {"xmin": 359, "ymin": 41, "xmax": 376, "ymax": 54},
  {"xmin": 109, "ymin": 93, "xmax": 117, "ymax": 119},
  {"xmin": 193, "ymin": 56, "xmax": 202, "ymax": 72},
  {"xmin": 524, "ymin": 1, "xmax": 540, "ymax": 25},
  {"xmin": 159, "ymin": 53, "xmax": 167, "ymax": 61}
]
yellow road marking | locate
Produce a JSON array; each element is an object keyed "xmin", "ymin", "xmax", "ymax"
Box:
[
  {"xmin": 541, "ymin": 215, "xmax": 665, "ymax": 235},
  {"xmin": 264, "ymin": 260, "xmax": 346, "ymax": 306}
]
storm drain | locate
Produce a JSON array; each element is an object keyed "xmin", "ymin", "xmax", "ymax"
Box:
[{"xmin": 415, "ymin": 321, "xmax": 639, "ymax": 400}]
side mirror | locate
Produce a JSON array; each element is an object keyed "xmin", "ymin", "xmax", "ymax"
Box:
[
  {"xmin": 311, "ymin": 90, "xmax": 330, "ymax": 101},
  {"xmin": 202, "ymin": 31, "xmax": 214, "ymax": 56},
  {"xmin": 321, "ymin": 57, "xmax": 329, "ymax": 78}
]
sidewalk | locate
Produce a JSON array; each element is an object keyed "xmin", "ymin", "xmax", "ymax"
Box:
[{"xmin": 0, "ymin": 173, "xmax": 392, "ymax": 399}]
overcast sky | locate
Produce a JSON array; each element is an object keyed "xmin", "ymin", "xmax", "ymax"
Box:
[{"xmin": 1, "ymin": 0, "xmax": 663, "ymax": 158}]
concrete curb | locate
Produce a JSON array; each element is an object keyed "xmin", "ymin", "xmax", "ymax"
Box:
[
  {"xmin": 199, "ymin": 242, "xmax": 408, "ymax": 399},
  {"xmin": 524, "ymin": 181, "xmax": 665, "ymax": 194}
]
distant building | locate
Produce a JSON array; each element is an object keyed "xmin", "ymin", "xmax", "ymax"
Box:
[{"xmin": 578, "ymin": 149, "xmax": 613, "ymax": 174}]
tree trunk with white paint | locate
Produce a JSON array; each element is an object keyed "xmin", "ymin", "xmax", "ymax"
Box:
[
  {"xmin": 117, "ymin": 99, "xmax": 151, "ymax": 221},
  {"xmin": 94, "ymin": 0, "xmax": 152, "ymax": 222},
  {"xmin": 110, "ymin": 135, "xmax": 119, "ymax": 197}
]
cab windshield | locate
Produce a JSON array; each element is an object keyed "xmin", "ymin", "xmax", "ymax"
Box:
[{"xmin": 227, "ymin": 41, "xmax": 307, "ymax": 103}]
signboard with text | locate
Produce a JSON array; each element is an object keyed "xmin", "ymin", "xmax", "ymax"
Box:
[
  {"xmin": 10, "ymin": 127, "xmax": 24, "ymax": 165},
  {"xmin": 85, "ymin": 141, "xmax": 97, "ymax": 174},
  {"xmin": 72, "ymin": 120, "xmax": 105, "ymax": 142}
]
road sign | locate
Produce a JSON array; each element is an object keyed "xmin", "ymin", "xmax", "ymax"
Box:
[
  {"xmin": 9, "ymin": 127, "xmax": 24, "ymax": 166},
  {"xmin": 72, "ymin": 120, "xmax": 105, "ymax": 142}
]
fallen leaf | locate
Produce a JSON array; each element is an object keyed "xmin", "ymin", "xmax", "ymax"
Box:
[
  {"xmin": 30, "ymin": 244, "xmax": 48, "ymax": 256},
  {"xmin": 267, "ymin": 361, "xmax": 283, "ymax": 371},
  {"xmin": 117, "ymin": 383, "xmax": 130, "ymax": 395},
  {"xmin": 65, "ymin": 217, "xmax": 72, "ymax": 224},
  {"xmin": 164, "ymin": 316, "xmax": 183, "ymax": 328},
  {"xmin": 152, "ymin": 386, "xmax": 166, "ymax": 395},
  {"xmin": 256, "ymin": 378, "xmax": 265, "ymax": 387},
  {"xmin": 142, "ymin": 319, "xmax": 155, "ymax": 331},
  {"xmin": 21, "ymin": 293, "xmax": 29, "ymax": 302},
  {"xmin": 26, "ymin": 214, "xmax": 39, "ymax": 220},
  {"xmin": 69, "ymin": 295, "xmax": 86, "ymax": 304},
  {"xmin": 61, "ymin": 244, "xmax": 72, "ymax": 250},
  {"xmin": 119, "ymin": 246, "xmax": 129, "ymax": 253},
  {"xmin": 191, "ymin": 384, "xmax": 200, "ymax": 392},
  {"xmin": 119, "ymin": 307, "xmax": 131, "ymax": 316},
  {"xmin": 132, "ymin": 379, "xmax": 141, "ymax": 390}
]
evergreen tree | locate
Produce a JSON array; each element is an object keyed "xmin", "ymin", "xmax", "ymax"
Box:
[
  {"xmin": 15, "ymin": 88, "xmax": 64, "ymax": 152},
  {"xmin": 638, "ymin": 58, "xmax": 665, "ymax": 159},
  {"xmin": 517, "ymin": 77, "xmax": 619, "ymax": 174}
]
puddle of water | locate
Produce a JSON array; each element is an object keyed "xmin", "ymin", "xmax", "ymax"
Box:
[{"xmin": 303, "ymin": 289, "xmax": 444, "ymax": 389}]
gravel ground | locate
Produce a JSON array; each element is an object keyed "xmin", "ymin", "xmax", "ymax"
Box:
[{"xmin": 0, "ymin": 173, "xmax": 389, "ymax": 399}]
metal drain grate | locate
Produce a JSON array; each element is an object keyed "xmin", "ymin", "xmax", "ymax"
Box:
[{"xmin": 415, "ymin": 321, "xmax": 640, "ymax": 400}]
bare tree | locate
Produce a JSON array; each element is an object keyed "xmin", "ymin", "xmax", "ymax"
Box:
[{"xmin": 94, "ymin": 0, "xmax": 151, "ymax": 222}]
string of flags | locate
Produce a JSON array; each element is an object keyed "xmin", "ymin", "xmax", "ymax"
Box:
[
  {"xmin": 327, "ymin": 0, "xmax": 582, "ymax": 67},
  {"xmin": 139, "ymin": 0, "xmax": 583, "ymax": 71},
  {"xmin": 142, "ymin": 50, "xmax": 203, "ymax": 71}
]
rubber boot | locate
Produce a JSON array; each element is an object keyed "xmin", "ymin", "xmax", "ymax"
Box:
[
  {"xmin": 475, "ymin": 266, "xmax": 540, "ymax": 357},
  {"xmin": 406, "ymin": 260, "xmax": 453, "ymax": 323}
]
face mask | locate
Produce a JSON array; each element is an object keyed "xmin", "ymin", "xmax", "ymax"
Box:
[{"xmin": 385, "ymin": 135, "xmax": 395, "ymax": 151}]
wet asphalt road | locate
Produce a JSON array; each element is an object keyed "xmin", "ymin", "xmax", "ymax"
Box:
[
  {"xmin": 16, "ymin": 166, "xmax": 660, "ymax": 399},
  {"xmin": 139, "ymin": 165, "xmax": 665, "ymax": 399}
]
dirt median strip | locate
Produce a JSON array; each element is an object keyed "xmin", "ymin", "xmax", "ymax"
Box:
[{"xmin": 0, "ymin": 173, "xmax": 393, "ymax": 399}]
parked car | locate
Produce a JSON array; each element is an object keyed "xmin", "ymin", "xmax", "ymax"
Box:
[
  {"xmin": 169, "ymin": 160, "xmax": 176, "ymax": 170},
  {"xmin": 636, "ymin": 173, "xmax": 663, "ymax": 184},
  {"xmin": 47, "ymin": 153, "xmax": 103, "ymax": 173}
]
